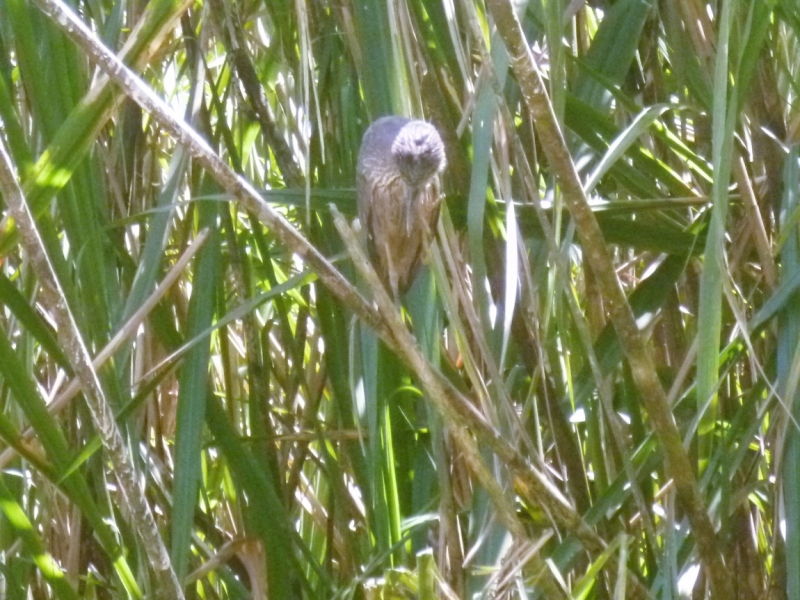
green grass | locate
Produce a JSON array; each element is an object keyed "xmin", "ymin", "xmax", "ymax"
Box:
[{"xmin": 0, "ymin": 0, "xmax": 796, "ymax": 598}]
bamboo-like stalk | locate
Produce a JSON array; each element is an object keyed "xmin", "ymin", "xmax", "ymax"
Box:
[
  {"xmin": 484, "ymin": 0, "xmax": 734, "ymax": 597},
  {"xmin": 0, "ymin": 130, "xmax": 184, "ymax": 599}
]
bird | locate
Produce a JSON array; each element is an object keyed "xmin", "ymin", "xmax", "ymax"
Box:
[{"xmin": 356, "ymin": 116, "xmax": 446, "ymax": 299}]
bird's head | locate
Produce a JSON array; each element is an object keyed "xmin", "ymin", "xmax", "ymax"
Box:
[{"xmin": 391, "ymin": 121, "xmax": 446, "ymax": 187}]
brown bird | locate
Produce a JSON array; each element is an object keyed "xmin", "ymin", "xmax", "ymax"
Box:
[{"xmin": 357, "ymin": 116, "xmax": 446, "ymax": 298}]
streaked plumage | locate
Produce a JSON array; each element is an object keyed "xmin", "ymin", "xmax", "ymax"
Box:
[{"xmin": 357, "ymin": 116, "xmax": 446, "ymax": 298}]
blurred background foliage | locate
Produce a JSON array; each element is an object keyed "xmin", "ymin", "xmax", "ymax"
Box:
[{"xmin": 0, "ymin": 0, "xmax": 798, "ymax": 598}]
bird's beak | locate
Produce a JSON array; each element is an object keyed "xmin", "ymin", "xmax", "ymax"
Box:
[{"xmin": 405, "ymin": 188, "xmax": 415, "ymax": 235}]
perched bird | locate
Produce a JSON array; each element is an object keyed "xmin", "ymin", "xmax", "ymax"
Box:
[{"xmin": 357, "ymin": 116, "xmax": 446, "ymax": 298}]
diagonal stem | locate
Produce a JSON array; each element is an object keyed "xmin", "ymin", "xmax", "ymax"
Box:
[
  {"xmin": 0, "ymin": 134, "xmax": 184, "ymax": 599},
  {"xmin": 484, "ymin": 0, "xmax": 733, "ymax": 597}
]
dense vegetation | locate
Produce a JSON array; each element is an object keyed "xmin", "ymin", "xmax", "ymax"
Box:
[{"xmin": 0, "ymin": 0, "xmax": 797, "ymax": 598}]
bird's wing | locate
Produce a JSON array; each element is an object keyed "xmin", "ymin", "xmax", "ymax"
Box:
[{"xmin": 357, "ymin": 172, "xmax": 378, "ymax": 259}]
